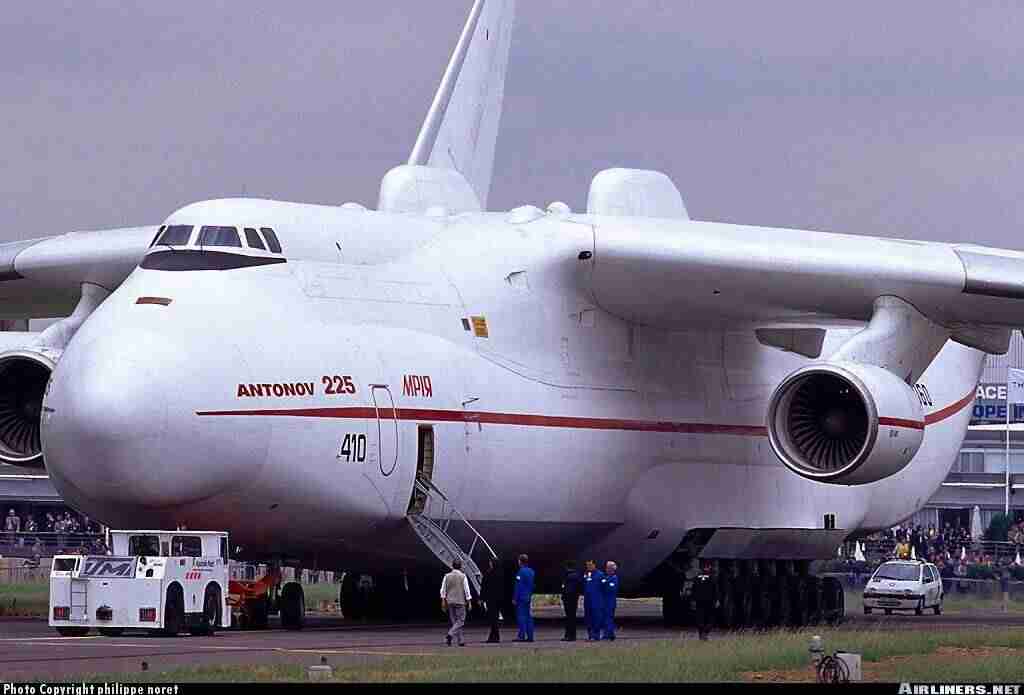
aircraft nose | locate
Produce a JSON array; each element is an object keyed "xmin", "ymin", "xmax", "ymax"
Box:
[{"xmin": 41, "ymin": 328, "xmax": 267, "ymax": 514}]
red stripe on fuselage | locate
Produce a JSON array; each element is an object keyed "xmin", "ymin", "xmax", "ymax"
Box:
[{"xmin": 196, "ymin": 390, "xmax": 975, "ymax": 435}]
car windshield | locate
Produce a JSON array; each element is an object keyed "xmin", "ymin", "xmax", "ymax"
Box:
[{"xmin": 873, "ymin": 564, "xmax": 920, "ymax": 582}]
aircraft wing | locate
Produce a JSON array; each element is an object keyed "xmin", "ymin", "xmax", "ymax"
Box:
[
  {"xmin": 0, "ymin": 227, "xmax": 156, "ymax": 319},
  {"xmin": 588, "ymin": 217, "xmax": 1024, "ymax": 349}
]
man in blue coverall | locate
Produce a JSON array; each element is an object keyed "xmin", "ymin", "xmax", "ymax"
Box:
[
  {"xmin": 513, "ymin": 553, "xmax": 535, "ymax": 642},
  {"xmin": 583, "ymin": 559, "xmax": 605, "ymax": 641},
  {"xmin": 601, "ymin": 560, "xmax": 620, "ymax": 641}
]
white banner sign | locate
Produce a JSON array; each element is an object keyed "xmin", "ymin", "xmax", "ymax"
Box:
[{"xmin": 1008, "ymin": 368, "xmax": 1024, "ymax": 404}]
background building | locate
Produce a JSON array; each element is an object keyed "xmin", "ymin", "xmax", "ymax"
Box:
[{"xmin": 908, "ymin": 332, "xmax": 1024, "ymax": 532}]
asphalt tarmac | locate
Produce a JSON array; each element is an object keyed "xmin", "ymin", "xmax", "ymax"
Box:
[{"xmin": 3, "ymin": 603, "xmax": 1024, "ymax": 681}]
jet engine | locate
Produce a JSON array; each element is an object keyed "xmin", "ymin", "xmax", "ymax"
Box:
[
  {"xmin": 766, "ymin": 362, "xmax": 925, "ymax": 485},
  {"xmin": 0, "ymin": 350, "xmax": 56, "ymax": 469}
]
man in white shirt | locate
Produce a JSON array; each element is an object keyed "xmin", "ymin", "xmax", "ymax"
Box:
[{"xmin": 440, "ymin": 558, "xmax": 473, "ymax": 646}]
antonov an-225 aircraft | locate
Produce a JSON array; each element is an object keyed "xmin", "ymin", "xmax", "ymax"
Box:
[{"xmin": 1, "ymin": 1, "xmax": 1021, "ymax": 627}]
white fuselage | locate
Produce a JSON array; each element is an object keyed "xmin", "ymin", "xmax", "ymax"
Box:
[{"xmin": 39, "ymin": 202, "xmax": 985, "ymax": 590}]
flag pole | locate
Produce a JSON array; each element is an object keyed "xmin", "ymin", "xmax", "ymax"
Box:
[{"xmin": 1007, "ymin": 378, "xmax": 1012, "ymax": 517}]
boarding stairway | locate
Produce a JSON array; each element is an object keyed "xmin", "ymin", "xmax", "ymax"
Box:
[{"xmin": 406, "ymin": 476, "xmax": 497, "ymax": 596}]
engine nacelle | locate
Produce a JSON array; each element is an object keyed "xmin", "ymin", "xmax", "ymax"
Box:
[
  {"xmin": 767, "ymin": 362, "xmax": 925, "ymax": 485},
  {"xmin": 0, "ymin": 350, "xmax": 57, "ymax": 469}
]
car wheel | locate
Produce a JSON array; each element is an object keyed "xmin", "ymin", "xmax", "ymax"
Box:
[
  {"xmin": 933, "ymin": 601, "xmax": 942, "ymax": 615},
  {"xmin": 915, "ymin": 599, "xmax": 924, "ymax": 616}
]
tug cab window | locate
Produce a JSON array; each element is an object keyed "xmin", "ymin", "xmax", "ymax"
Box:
[
  {"xmin": 261, "ymin": 227, "xmax": 283, "ymax": 253},
  {"xmin": 171, "ymin": 535, "xmax": 202, "ymax": 557},
  {"xmin": 153, "ymin": 225, "xmax": 193, "ymax": 247},
  {"xmin": 129, "ymin": 535, "xmax": 161, "ymax": 557},
  {"xmin": 197, "ymin": 226, "xmax": 242, "ymax": 248},
  {"xmin": 244, "ymin": 227, "xmax": 266, "ymax": 250}
]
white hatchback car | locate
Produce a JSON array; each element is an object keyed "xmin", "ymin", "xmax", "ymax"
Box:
[{"xmin": 863, "ymin": 560, "xmax": 943, "ymax": 616}]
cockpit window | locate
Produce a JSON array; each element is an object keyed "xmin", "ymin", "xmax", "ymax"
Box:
[
  {"xmin": 244, "ymin": 227, "xmax": 266, "ymax": 250},
  {"xmin": 149, "ymin": 225, "xmax": 167, "ymax": 247},
  {"xmin": 197, "ymin": 226, "xmax": 242, "ymax": 248},
  {"xmin": 261, "ymin": 227, "xmax": 282, "ymax": 253},
  {"xmin": 155, "ymin": 225, "xmax": 193, "ymax": 247}
]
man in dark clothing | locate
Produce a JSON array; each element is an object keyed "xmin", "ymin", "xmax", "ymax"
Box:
[
  {"xmin": 693, "ymin": 561, "xmax": 717, "ymax": 641},
  {"xmin": 481, "ymin": 557, "xmax": 504, "ymax": 643},
  {"xmin": 560, "ymin": 560, "xmax": 582, "ymax": 641}
]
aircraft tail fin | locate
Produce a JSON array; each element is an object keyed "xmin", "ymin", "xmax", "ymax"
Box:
[{"xmin": 407, "ymin": 0, "xmax": 516, "ymax": 210}]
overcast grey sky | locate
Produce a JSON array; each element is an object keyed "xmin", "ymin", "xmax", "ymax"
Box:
[{"xmin": 3, "ymin": 1, "xmax": 1024, "ymax": 247}]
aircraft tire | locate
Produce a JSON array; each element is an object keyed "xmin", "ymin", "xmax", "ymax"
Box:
[
  {"xmin": 56, "ymin": 627, "xmax": 90, "ymax": 637},
  {"xmin": 280, "ymin": 583, "xmax": 305, "ymax": 630}
]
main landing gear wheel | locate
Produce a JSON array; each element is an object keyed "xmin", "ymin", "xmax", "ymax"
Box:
[
  {"xmin": 662, "ymin": 584, "xmax": 685, "ymax": 628},
  {"xmin": 788, "ymin": 577, "xmax": 809, "ymax": 628},
  {"xmin": 340, "ymin": 572, "xmax": 365, "ymax": 621},
  {"xmin": 821, "ymin": 576, "xmax": 845, "ymax": 626},
  {"xmin": 735, "ymin": 578, "xmax": 754, "ymax": 629},
  {"xmin": 56, "ymin": 627, "xmax": 90, "ymax": 637},
  {"xmin": 717, "ymin": 580, "xmax": 737, "ymax": 628},
  {"xmin": 805, "ymin": 576, "xmax": 823, "ymax": 626},
  {"xmin": 280, "ymin": 583, "xmax": 305, "ymax": 631},
  {"xmin": 753, "ymin": 579, "xmax": 773, "ymax": 630}
]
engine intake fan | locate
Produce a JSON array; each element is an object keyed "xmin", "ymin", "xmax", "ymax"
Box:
[
  {"xmin": 0, "ymin": 351, "xmax": 55, "ymax": 468},
  {"xmin": 767, "ymin": 363, "xmax": 925, "ymax": 485}
]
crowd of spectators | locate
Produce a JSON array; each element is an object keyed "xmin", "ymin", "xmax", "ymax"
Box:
[
  {"xmin": 840, "ymin": 520, "xmax": 1024, "ymax": 588},
  {"xmin": 2, "ymin": 507, "xmax": 103, "ymax": 556}
]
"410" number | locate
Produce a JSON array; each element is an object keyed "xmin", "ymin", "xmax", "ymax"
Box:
[{"xmin": 338, "ymin": 434, "xmax": 367, "ymax": 463}]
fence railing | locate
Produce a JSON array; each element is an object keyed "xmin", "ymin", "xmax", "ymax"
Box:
[
  {"xmin": 852, "ymin": 538, "xmax": 1023, "ymax": 563},
  {"xmin": 0, "ymin": 532, "xmax": 103, "ymax": 558}
]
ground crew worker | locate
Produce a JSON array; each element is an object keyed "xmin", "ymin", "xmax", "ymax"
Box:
[
  {"xmin": 440, "ymin": 559, "xmax": 472, "ymax": 647},
  {"xmin": 561, "ymin": 560, "xmax": 582, "ymax": 641},
  {"xmin": 583, "ymin": 559, "xmax": 605, "ymax": 641},
  {"xmin": 481, "ymin": 556, "xmax": 504, "ymax": 643},
  {"xmin": 513, "ymin": 553, "xmax": 535, "ymax": 642},
  {"xmin": 601, "ymin": 561, "xmax": 620, "ymax": 641},
  {"xmin": 693, "ymin": 560, "xmax": 717, "ymax": 641}
]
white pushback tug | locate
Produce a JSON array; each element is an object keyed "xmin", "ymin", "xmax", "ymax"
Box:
[{"xmin": 48, "ymin": 529, "xmax": 306, "ymax": 636}]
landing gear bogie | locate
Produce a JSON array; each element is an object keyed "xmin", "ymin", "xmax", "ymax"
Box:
[{"xmin": 658, "ymin": 558, "xmax": 845, "ymax": 632}]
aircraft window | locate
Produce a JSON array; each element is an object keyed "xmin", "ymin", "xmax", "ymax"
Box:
[
  {"xmin": 244, "ymin": 228, "xmax": 266, "ymax": 250},
  {"xmin": 149, "ymin": 225, "xmax": 167, "ymax": 247},
  {"xmin": 156, "ymin": 225, "xmax": 193, "ymax": 247},
  {"xmin": 128, "ymin": 535, "xmax": 161, "ymax": 557},
  {"xmin": 260, "ymin": 227, "xmax": 282, "ymax": 253},
  {"xmin": 197, "ymin": 226, "xmax": 242, "ymax": 248},
  {"xmin": 171, "ymin": 535, "xmax": 202, "ymax": 557}
]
